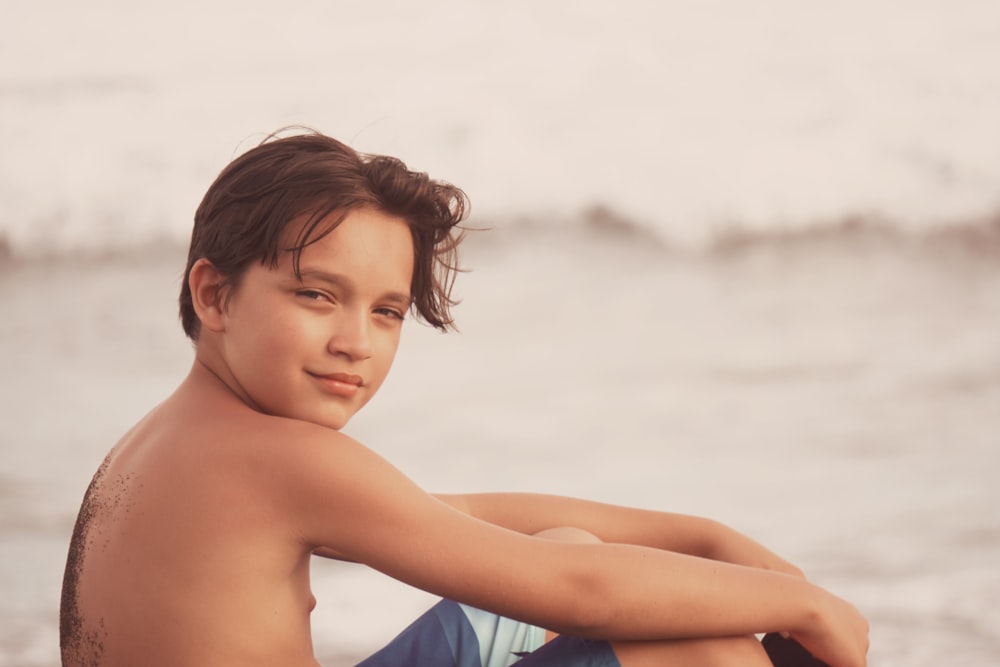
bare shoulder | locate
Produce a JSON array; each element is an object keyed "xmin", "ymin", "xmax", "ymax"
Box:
[
  {"xmin": 232, "ymin": 412, "xmax": 433, "ymax": 547},
  {"xmin": 146, "ymin": 374, "xmax": 585, "ymax": 628},
  {"xmin": 61, "ymin": 383, "xmax": 367, "ymax": 665},
  {"xmin": 147, "ymin": 379, "xmax": 427, "ymax": 553},
  {"xmin": 242, "ymin": 415, "xmax": 578, "ymax": 613}
]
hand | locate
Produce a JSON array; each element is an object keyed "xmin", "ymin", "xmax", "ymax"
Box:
[
  {"xmin": 704, "ymin": 521, "xmax": 806, "ymax": 578},
  {"xmin": 789, "ymin": 586, "xmax": 870, "ymax": 667}
]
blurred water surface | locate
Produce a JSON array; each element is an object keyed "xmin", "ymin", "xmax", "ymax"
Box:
[
  {"xmin": 1, "ymin": 234, "xmax": 998, "ymax": 665},
  {"xmin": 2, "ymin": 1, "xmax": 1000, "ymax": 664}
]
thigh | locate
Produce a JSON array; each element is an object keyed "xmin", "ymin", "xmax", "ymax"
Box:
[
  {"xmin": 610, "ymin": 635, "xmax": 772, "ymax": 667},
  {"xmin": 355, "ymin": 600, "xmax": 480, "ymax": 667},
  {"xmin": 513, "ymin": 635, "xmax": 621, "ymax": 667},
  {"xmin": 356, "ymin": 600, "xmax": 546, "ymax": 667}
]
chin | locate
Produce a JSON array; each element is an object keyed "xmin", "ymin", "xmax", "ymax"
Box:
[
  {"xmin": 298, "ymin": 397, "xmax": 368, "ymax": 431},
  {"xmin": 307, "ymin": 415, "xmax": 349, "ymax": 431},
  {"xmin": 317, "ymin": 409, "xmax": 357, "ymax": 431}
]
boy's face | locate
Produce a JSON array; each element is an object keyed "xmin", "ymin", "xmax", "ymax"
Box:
[{"xmin": 218, "ymin": 207, "xmax": 414, "ymax": 430}]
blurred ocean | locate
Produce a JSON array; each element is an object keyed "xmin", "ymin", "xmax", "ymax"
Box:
[
  {"xmin": 2, "ymin": 1, "xmax": 1000, "ymax": 665},
  {"xmin": 3, "ymin": 0, "xmax": 1000, "ymax": 256}
]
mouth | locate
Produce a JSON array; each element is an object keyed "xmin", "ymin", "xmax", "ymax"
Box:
[{"xmin": 308, "ymin": 371, "xmax": 364, "ymax": 398}]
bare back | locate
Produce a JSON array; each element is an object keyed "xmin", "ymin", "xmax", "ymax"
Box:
[{"xmin": 60, "ymin": 375, "xmax": 321, "ymax": 666}]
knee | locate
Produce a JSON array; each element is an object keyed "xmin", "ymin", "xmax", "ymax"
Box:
[
  {"xmin": 708, "ymin": 635, "xmax": 772, "ymax": 665},
  {"xmin": 532, "ymin": 526, "xmax": 603, "ymax": 544},
  {"xmin": 682, "ymin": 635, "xmax": 772, "ymax": 667},
  {"xmin": 613, "ymin": 634, "xmax": 771, "ymax": 667}
]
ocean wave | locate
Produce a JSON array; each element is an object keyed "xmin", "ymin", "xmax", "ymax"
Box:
[
  {"xmin": 3, "ymin": 206, "xmax": 1000, "ymax": 265},
  {"xmin": 468, "ymin": 206, "xmax": 1000, "ymax": 261},
  {"xmin": 706, "ymin": 213, "xmax": 1000, "ymax": 258}
]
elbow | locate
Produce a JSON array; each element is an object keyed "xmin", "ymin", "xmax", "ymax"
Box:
[
  {"xmin": 694, "ymin": 517, "xmax": 731, "ymax": 559},
  {"xmin": 545, "ymin": 562, "xmax": 623, "ymax": 638}
]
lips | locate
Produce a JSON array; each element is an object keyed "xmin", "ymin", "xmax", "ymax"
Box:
[{"xmin": 308, "ymin": 371, "xmax": 363, "ymax": 398}]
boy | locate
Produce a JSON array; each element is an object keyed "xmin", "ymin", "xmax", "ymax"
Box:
[{"xmin": 60, "ymin": 130, "xmax": 868, "ymax": 666}]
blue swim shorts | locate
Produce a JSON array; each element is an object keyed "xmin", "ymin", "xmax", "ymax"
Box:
[{"xmin": 355, "ymin": 599, "xmax": 620, "ymax": 667}]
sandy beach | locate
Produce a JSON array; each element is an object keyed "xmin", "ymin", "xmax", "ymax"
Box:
[{"xmin": 2, "ymin": 228, "xmax": 998, "ymax": 665}]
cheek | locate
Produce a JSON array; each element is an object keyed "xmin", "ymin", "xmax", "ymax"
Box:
[
  {"xmin": 255, "ymin": 304, "xmax": 317, "ymax": 340},
  {"xmin": 370, "ymin": 332, "xmax": 402, "ymax": 380},
  {"xmin": 231, "ymin": 311, "xmax": 310, "ymax": 362},
  {"xmin": 380, "ymin": 325, "xmax": 403, "ymax": 358}
]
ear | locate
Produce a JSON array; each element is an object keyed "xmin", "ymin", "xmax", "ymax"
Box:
[{"xmin": 188, "ymin": 258, "xmax": 229, "ymax": 334}]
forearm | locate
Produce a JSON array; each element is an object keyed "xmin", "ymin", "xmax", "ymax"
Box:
[
  {"xmin": 550, "ymin": 540, "xmax": 866, "ymax": 667},
  {"xmin": 436, "ymin": 491, "xmax": 805, "ymax": 577},
  {"xmin": 423, "ymin": 496, "xmax": 827, "ymax": 641},
  {"xmin": 548, "ymin": 541, "xmax": 821, "ymax": 641},
  {"xmin": 435, "ymin": 492, "xmax": 721, "ymax": 556}
]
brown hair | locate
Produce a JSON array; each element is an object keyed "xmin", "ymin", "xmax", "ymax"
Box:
[{"xmin": 179, "ymin": 129, "xmax": 467, "ymax": 339}]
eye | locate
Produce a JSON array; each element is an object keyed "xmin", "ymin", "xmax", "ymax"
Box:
[
  {"xmin": 374, "ymin": 307, "xmax": 405, "ymax": 321},
  {"xmin": 296, "ymin": 289, "xmax": 331, "ymax": 302}
]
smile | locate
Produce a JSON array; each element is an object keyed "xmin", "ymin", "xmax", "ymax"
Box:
[{"xmin": 307, "ymin": 371, "xmax": 363, "ymax": 398}]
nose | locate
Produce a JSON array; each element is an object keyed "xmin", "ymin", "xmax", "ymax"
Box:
[{"xmin": 327, "ymin": 308, "xmax": 374, "ymax": 361}]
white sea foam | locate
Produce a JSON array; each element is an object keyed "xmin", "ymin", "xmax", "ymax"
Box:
[{"xmin": 2, "ymin": 0, "xmax": 1000, "ymax": 256}]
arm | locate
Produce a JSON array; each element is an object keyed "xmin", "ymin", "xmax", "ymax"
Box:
[
  {"xmin": 436, "ymin": 492, "xmax": 804, "ymax": 577},
  {"xmin": 259, "ymin": 424, "xmax": 866, "ymax": 667}
]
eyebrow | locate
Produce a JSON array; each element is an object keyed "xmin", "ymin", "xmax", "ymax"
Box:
[{"xmin": 294, "ymin": 269, "xmax": 412, "ymax": 306}]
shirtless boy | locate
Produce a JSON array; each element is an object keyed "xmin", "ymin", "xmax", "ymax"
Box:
[{"xmin": 60, "ymin": 130, "xmax": 869, "ymax": 666}]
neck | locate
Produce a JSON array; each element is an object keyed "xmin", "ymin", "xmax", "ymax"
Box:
[{"xmin": 187, "ymin": 341, "xmax": 264, "ymax": 414}]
